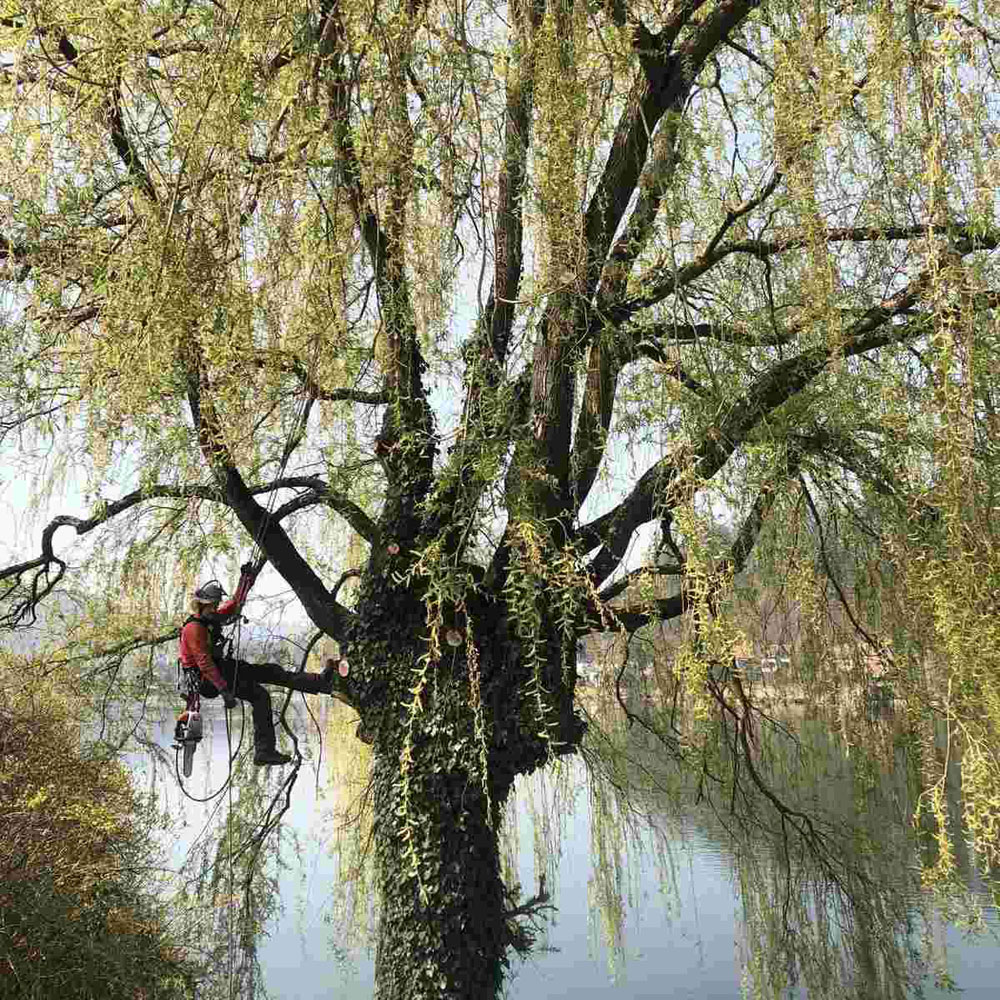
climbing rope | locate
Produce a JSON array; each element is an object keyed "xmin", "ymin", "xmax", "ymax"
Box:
[
  {"xmin": 228, "ymin": 388, "xmax": 313, "ymax": 754},
  {"xmin": 173, "ymin": 702, "xmax": 246, "ymax": 804},
  {"xmin": 226, "ymin": 700, "xmax": 236, "ymax": 1000},
  {"xmin": 218, "ymin": 343, "xmax": 319, "ymax": 1000},
  {"xmin": 171, "ymin": 167, "xmax": 338, "ymax": 997}
]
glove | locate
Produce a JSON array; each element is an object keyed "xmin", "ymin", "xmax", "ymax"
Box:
[
  {"xmin": 240, "ymin": 561, "xmax": 257, "ymax": 578},
  {"xmin": 222, "ymin": 691, "xmax": 238, "ymax": 710}
]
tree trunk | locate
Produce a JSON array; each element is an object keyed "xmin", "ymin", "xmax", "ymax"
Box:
[
  {"xmin": 350, "ymin": 588, "xmax": 584, "ymax": 998},
  {"xmin": 371, "ymin": 746, "xmax": 513, "ymax": 1000}
]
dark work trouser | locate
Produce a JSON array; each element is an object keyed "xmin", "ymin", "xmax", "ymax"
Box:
[{"xmin": 201, "ymin": 659, "xmax": 328, "ymax": 751}]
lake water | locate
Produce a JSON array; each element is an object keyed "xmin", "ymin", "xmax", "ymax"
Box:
[{"xmin": 132, "ymin": 695, "xmax": 1000, "ymax": 999}]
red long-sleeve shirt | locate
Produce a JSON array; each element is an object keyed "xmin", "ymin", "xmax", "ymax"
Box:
[{"xmin": 178, "ymin": 574, "xmax": 253, "ymax": 692}]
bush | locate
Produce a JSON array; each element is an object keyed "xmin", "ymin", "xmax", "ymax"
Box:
[{"xmin": 0, "ymin": 670, "xmax": 198, "ymax": 1000}]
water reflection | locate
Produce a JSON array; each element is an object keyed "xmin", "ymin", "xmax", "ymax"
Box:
[
  {"xmin": 132, "ymin": 691, "xmax": 1000, "ymax": 999},
  {"xmin": 570, "ymin": 692, "xmax": 1000, "ymax": 1000}
]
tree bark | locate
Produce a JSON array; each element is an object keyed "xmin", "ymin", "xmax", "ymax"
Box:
[
  {"xmin": 371, "ymin": 734, "xmax": 513, "ymax": 1000},
  {"xmin": 353, "ymin": 592, "xmax": 582, "ymax": 999}
]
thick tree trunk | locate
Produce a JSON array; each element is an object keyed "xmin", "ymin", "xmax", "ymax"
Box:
[
  {"xmin": 371, "ymin": 747, "xmax": 513, "ymax": 1000},
  {"xmin": 349, "ymin": 583, "xmax": 584, "ymax": 998}
]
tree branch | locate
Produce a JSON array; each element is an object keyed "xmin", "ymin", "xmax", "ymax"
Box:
[
  {"xmin": 318, "ymin": 0, "xmax": 433, "ymax": 510},
  {"xmin": 615, "ymin": 224, "xmax": 1000, "ymax": 322},
  {"xmin": 704, "ymin": 169, "xmax": 782, "ymax": 257},
  {"xmin": 145, "ymin": 42, "xmax": 209, "ymax": 58},
  {"xmin": 483, "ymin": 0, "xmax": 543, "ymax": 366},
  {"xmin": 513, "ymin": 18, "xmax": 684, "ymax": 516},
  {"xmin": 601, "ymin": 0, "xmax": 655, "ymax": 49},
  {"xmin": 798, "ymin": 473, "xmax": 887, "ymax": 661},
  {"xmin": 106, "ymin": 74, "xmax": 158, "ymax": 202},
  {"xmin": 580, "ymin": 46, "xmax": 676, "ymax": 293},
  {"xmin": 914, "ymin": 0, "xmax": 1000, "ymax": 47},
  {"xmin": 0, "ymin": 472, "xmax": 375, "ymax": 629},
  {"xmin": 437, "ymin": 0, "xmax": 543, "ymax": 559},
  {"xmin": 587, "ymin": 0, "xmax": 765, "ymax": 289},
  {"xmin": 586, "ymin": 593, "xmax": 685, "ymax": 634},
  {"xmin": 660, "ymin": 0, "xmax": 715, "ymax": 49},
  {"xmin": 571, "ymin": 329, "xmax": 705, "ymax": 508},
  {"xmin": 548, "ymin": 0, "xmax": 762, "ymax": 522},
  {"xmin": 182, "ymin": 332, "xmax": 357, "ymax": 640},
  {"xmin": 0, "ymin": 236, "xmax": 30, "ymax": 280},
  {"xmin": 34, "ymin": 27, "xmax": 159, "ymax": 203},
  {"xmin": 609, "ymin": 318, "xmax": 794, "ymax": 349},
  {"xmin": 577, "ymin": 254, "xmax": 973, "ymax": 589},
  {"xmin": 268, "ymin": 480, "xmax": 380, "ymax": 543},
  {"xmin": 597, "ymin": 563, "xmax": 683, "ymax": 604},
  {"xmin": 248, "ymin": 352, "xmax": 389, "ymax": 405},
  {"xmin": 0, "ymin": 488, "xmax": 199, "ymax": 629},
  {"xmin": 594, "ymin": 0, "xmax": 757, "ymax": 307},
  {"xmin": 588, "ymin": 441, "xmax": 804, "ymax": 632},
  {"xmin": 68, "ymin": 630, "xmax": 182, "ymax": 668},
  {"xmin": 722, "ymin": 36, "xmax": 774, "ymax": 75}
]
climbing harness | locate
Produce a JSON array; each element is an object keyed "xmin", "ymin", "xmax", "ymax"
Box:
[{"xmin": 173, "ymin": 605, "xmax": 245, "ymax": 779}]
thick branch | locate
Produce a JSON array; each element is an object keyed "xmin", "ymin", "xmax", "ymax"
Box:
[
  {"xmin": 268, "ymin": 481, "xmax": 380, "ymax": 542},
  {"xmin": 484, "ymin": 0, "xmax": 543, "ymax": 365},
  {"xmin": 183, "ymin": 335, "xmax": 357, "ymax": 641},
  {"xmin": 577, "ymin": 254, "xmax": 970, "ymax": 587},
  {"xmin": 571, "ymin": 324, "xmax": 711, "ymax": 507},
  {"xmin": 602, "ymin": 0, "xmax": 655, "ymax": 48},
  {"xmin": 319, "ymin": 0, "xmax": 433, "ymax": 503},
  {"xmin": 596, "ymin": 2, "xmax": 763, "ymax": 308},
  {"xmin": 71, "ymin": 630, "xmax": 182, "ymax": 668},
  {"xmin": 583, "ymin": 593, "xmax": 685, "ymax": 634},
  {"xmin": 660, "ymin": 0, "xmax": 715, "ymax": 49},
  {"xmin": 106, "ymin": 76, "xmax": 158, "ymax": 202},
  {"xmin": 597, "ymin": 563, "xmax": 683, "ymax": 604},
  {"xmin": 571, "ymin": 74, "xmax": 696, "ymax": 506},
  {"xmin": 527, "ymin": 0, "xmax": 762, "ymax": 523},
  {"xmin": 37, "ymin": 30, "xmax": 158, "ymax": 203},
  {"xmin": 589, "ymin": 442, "xmax": 803, "ymax": 631},
  {"xmin": 615, "ymin": 224, "xmax": 1000, "ymax": 322},
  {"xmin": 440, "ymin": 0, "xmax": 542, "ymax": 557},
  {"xmin": 0, "ymin": 474, "xmax": 373, "ymax": 629},
  {"xmin": 608, "ymin": 319, "xmax": 793, "ymax": 349},
  {"xmin": 571, "ymin": 337, "xmax": 620, "ymax": 507},
  {"xmin": 580, "ymin": 53, "xmax": 675, "ymax": 294},
  {"xmin": 0, "ymin": 487, "xmax": 208, "ymax": 629},
  {"xmin": 584, "ymin": 0, "xmax": 761, "ymax": 289}
]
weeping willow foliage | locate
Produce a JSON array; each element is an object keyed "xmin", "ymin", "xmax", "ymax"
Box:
[{"xmin": 3, "ymin": 0, "xmax": 1000, "ymax": 994}]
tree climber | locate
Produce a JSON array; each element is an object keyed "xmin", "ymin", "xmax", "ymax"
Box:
[{"xmin": 179, "ymin": 562, "xmax": 339, "ymax": 766}]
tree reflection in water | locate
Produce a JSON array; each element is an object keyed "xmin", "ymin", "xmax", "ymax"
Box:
[
  {"xmin": 573, "ymin": 685, "xmax": 996, "ymax": 1000},
  {"xmin": 159, "ymin": 681, "xmax": 997, "ymax": 1000}
]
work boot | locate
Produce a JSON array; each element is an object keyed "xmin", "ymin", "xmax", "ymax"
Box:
[{"xmin": 253, "ymin": 747, "xmax": 292, "ymax": 766}]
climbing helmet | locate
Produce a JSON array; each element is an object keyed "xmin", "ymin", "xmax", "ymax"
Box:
[{"xmin": 193, "ymin": 580, "xmax": 226, "ymax": 603}]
